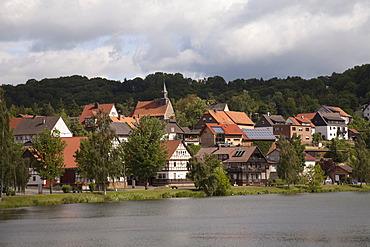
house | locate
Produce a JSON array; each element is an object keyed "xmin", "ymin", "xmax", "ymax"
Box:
[
  {"xmin": 153, "ymin": 140, "xmax": 193, "ymax": 187},
  {"xmin": 195, "ymin": 110, "xmax": 254, "ymax": 130},
  {"xmin": 196, "ymin": 146, "xmax": 272, "ymax": 186},
  {"xmin": 311, "ymin": 112, "xmax": 348, "ymax": 140},
  {"xmin": 13, "ymin": 116, "xmax": 72, "ymax": 145},
  {"xmin": 110, "ymin": 115, "xmax": 138, "ymax": 128},
  {"xmin": 316, "ymin": 105, "xmax": 353, "ymax": 124},
  {"xmin": 110, "ymin": 122, "xmax": 132, "ymax": 145},
  {"xmin": 273, "ymin": 117, "xmax": 312, "ymax": 144},
  {"xmin": 165, "ymin": 120, "xmax": 185, "ymax": 141},
  {"xmin": 255, "ymin": 114, "xmax": 285, "ymax": 132},
  {"xmin": 348, "ymin": 128, "xmax": 360, "ymax": 141},
  {"xmin": 363, "ymin": 103, "xmax": 370, "ymax": 120},
  {"xmin": 209, "ymin": 103, "xmax": 229, "ymax": 111},
  {"xmin": 199, "ymin": 123, "xmax": 246, "ymax": 147},
  {"xmin": 80, "ymin": 103, "xmax": 118, "ymax": 126},
  {"xmin": 182, "ymin": 127, "xmax": 200, "ymax": 146},
  {"xmin": 266, "ymin": 149, "xmax": 316, "ymax": 174},
  {"xmin": 288, "ymin": 116, "xmax": 316, "ymax": 135},
  {"xmin": 327, "ymin": 163, "xmax": 353, "ymax": 184},
  {"xmin": 129, "ymin": 83, "xmax": 175, "ymax": 120}
]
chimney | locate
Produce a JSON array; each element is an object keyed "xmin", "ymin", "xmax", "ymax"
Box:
[
  {"xmin": 94, "ymin": 102, "xmax": 99, "ymax": 109},
  {"xmin": 42, "ymin": 118, "xmax": 46, "ymax": 125}
]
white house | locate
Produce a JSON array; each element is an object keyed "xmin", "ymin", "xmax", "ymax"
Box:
[
  {"xmin": 12, "ymin": 116, "xmax": 72, "ymax": 145},
  {"xmin": 154, "ymin": 140, "xmax": 193, "ymax": 187},
  {"xmin": 311, "ymin": 112, "xmax": 348, "ymax": 140},
  {"xmin": 364, "ymin": 104, "xmax": 370, "ymax": 120}
]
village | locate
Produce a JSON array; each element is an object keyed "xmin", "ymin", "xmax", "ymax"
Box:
[{"xmin": 5, "ymin": 82, "xmax": 367, "ymax": 195}]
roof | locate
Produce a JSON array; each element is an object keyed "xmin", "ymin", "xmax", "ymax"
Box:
[
  {"xmin": 165, "ymin": 122, "xmax": 185, "ymax": 134},
  {"xmin": 224, "ymin": 111, "xmax": 254, "ymax": 126},
  {"xmin": 242, "ymin": 128, "xmax": 276, "ymax": 140},
  {"xmin": 321, "ymin": 112, "xmax": 345, "ymax": 122},
  {"xmin": 318, "ymin": 106, "xmax": 352, "ymax": 118},
  {"xmin": 223, "ymin": 146, "xmax": 263, "ymax": 163},
  {"xmin": 13, "ymin": 116, "xmax": 61, "ymax": 135},
  {"xmin": 80, "ymin": 103, "xmax": 115, "ymax": 123},
  {"xmin": 348, "ymin": 128, "xmax": 359, "ymax": 134},
  {"xmin": 296, "ymin": 113, "xmax": 316, "ymax": 120},
  {"xmin": 10, "ymin": 118, "xmax": 23, "ymax": 130},
  {"xmin": 287, "ymin": 117, "xmax": 300, "ymax": 125},
  {"xmin": 203, "ymin": 123, "xmax": 245, "ymax": 137},
  {"xmin": 337, "ymin": 163, "xmax": 353, "ymax": 173},
  {"xmin": 206, "ymin": 110, "xmax": 234, "ymax": 124},
  {"xmin": 110, "ymin": 122, "xmax": 132, "ymax": 136},
  {"xmin": 293, "ymin": 116, "xmax": 316, "ymax": 127},
  {"xmin": 130, "ymin": 101, "xmax": 169, "ymax": 118},
  {"xmin": 194, "ymin": 147, "xmax": 218, "ymax": 158},
  {"xmin": 111, "ymin": 116, "xmax": 138, "ymax": 128},
  {"xmin": 305, "ymin": 152, "xmax": 316, "ymax": 161},
  {"xmin": 163, "ymin": 140, "xmax": 186, "ymax": 159},
  {"xmin": 61, "ymin": 137, "xmax": 87, "ymax": 169},
  {"xmin": 209, "ymin": 103, "xmax": 228, "ymax": 111}
]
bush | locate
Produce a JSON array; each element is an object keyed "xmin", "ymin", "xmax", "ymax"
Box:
[
  {"xmin": 62, "ymin": 185, "xmax": 72, "ymax": 193},
  {"xmin": 6, "ymin": 190, "xmax": 16, "ymax": 196},
  {"xmin": 161, "ymin": 192, "xmax": 173, "ymax": 198},
  {"xmin": 89, "ymin": 183, "xmax": 96, "ymax": 192}
]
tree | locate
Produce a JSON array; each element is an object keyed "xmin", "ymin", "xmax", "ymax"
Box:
[
  {"xmin": 306, "ymin": 164, "xmax": 325, "ymax": 192},
  {"xmin": 277, "ymin": 135, "xmax": 305, "ymax": 188},
  {"xmin": 187, "ymin": 154, "xmax": 231, "ymax": 196},
  {"xmin": 31, "ymin": 129, "xmax": 67, "ymax": 194},
  {"xmin": 75, "ymin": 109, "xmax": 122, "ymax": 194},
  {"xmin": 0, "ymin": 89, "xmax": 28, "ymax": 197},
  {"xmin": 173, "ymin": 94, "xmax": 208, "ymax": 129},
  {"xmin": 122, "ymin": 116, "xmax": 167, "ymax": 190},
  {"xmin": 324, "ymin": 138, "xmax": 348, "ymax": 163},
  {"xmin": 227, "ymin": 90, "xmax": 260, "ymax": 117},
  {"xmin": 350, "ymin": 135, "xmax": 370, "ymax": 187}
]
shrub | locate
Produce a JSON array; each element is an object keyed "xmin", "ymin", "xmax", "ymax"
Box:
[
  {"xmin": 89, "ymin": 183, "xmax": 96, "ymax": 192},
  {"xmin": 161, "ymin": 192, "xmax": 173, "ymax": 198},
  {"xmin": 62, "ymin": 185, "xmax": 72, "ymax": 193},
  {"xmin": 6, "ymin": 190, "xmax": 16, "ymax": 196}
]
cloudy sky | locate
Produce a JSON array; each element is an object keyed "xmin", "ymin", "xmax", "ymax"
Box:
[{"xmin": 1, "ymin": 0, "xmax": 370, "ymax": 85}]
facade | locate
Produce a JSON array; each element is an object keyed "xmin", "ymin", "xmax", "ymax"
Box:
[
  {"xmin": 153, "ymin": 140, "xmax": 193, "ymax": 187},
  {"xmin": 363, "ymin": 104, "xmax": 370, "ymax": 120},
  {"xmin": 273, "ymin": 124, "xmax": 312, "ymax": 144},
  {"xmin": 110, "ymin": 122, "xmax": 132, "ymax": 145},
  {"xmin": 13, "ymin": 116, "xmax": 72, "ymax": 145},
  {"xmin": 255, "ymin": 114, "xmax": 286, "ymax": 132},
  {"xmin": 199, "ymin": 123, "xmax": 246, "ymax": 147},
  {"xmin": 316, "ymin": 105, "xmax": 353, "ymax": 124},
  {"xmin": 311, "ymin": 112, "xmax": 348, "ymax": 140}
]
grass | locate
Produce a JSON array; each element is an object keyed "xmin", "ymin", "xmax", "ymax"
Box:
[{"xmin": 1, "ymin": 185, "xmax": 369, "ymax": 210}]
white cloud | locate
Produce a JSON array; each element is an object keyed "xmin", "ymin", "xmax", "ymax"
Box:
[{"xmin": 1, "ymin": 0, "xmax": 370, "ymax": 85}]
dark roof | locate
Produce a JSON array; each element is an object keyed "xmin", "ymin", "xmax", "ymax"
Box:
[
  {"xmin": 209, "ymin": 103, "xmax": 228, "ymax": 111},
  {"xmin": 165, "ymin": 122, "xmax": 184, "ymax": 134},
  {"xmin": 321, "ymin": 113, "xmax": 345, "ymax": 122},
  {"xmin": 13, "ymin": 116, "xmax": 61, "ymax": 135},
  {"xmin": 242, "ymin": 128, "xmax": 276, "ymax": 140},
  {"xmin": 110, "ymin": 122, "xmax": 132, "ymax": 135},
  {"xmin": 223, "ymin": 146, "xmax": 258, "ymax": 163},
  {"xmin": 269, "ymin": 115, "xmax": 286, "ymax": 123}
]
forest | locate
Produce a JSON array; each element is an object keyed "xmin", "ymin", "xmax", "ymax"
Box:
[{"xmin": 2, "ymin": 64, "xmax": 370, "ymax": 121}]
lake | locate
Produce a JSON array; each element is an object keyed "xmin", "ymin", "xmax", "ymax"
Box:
[{"xmin": 0, "ymin": 191, "xmax": 369, "ymax": 247}]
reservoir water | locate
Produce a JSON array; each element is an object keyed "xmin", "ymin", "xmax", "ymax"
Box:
[{"xmin": 0, "ymin": 191, "xmax": 369, "ymax": 247}]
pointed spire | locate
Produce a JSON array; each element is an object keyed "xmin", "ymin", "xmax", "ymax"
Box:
[{"xmin": 162, "ymin": 82, "xmax": 168, "ymax": 100}]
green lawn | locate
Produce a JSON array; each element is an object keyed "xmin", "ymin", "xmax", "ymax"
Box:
[{"xmin": 1, "ymin": 185, "xmax": 369, "ymax": 210}]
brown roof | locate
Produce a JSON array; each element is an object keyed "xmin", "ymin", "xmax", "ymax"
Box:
[
  {"xmin": 110, "ymin": 116, "xmax": 138, "ymax": 128},
  {"xmin": 287, "ymin": 117, "xmax": 300, "ymax": 125},
  {"xmin": 223, "ymin": 146, "xmax": 259, "ymax": 163},
  {"xmin": 321, "ymin": 113, "xmax": 345, "ymax": 122},
  {"xmin": 164, "ymin": 140, "xmax": 185, "ymax": 160},
  {"xmin": 337, "ymin": 163, "xmax": 353, "ymax": 173},
  {"xmin": 322, "ymin": 106, "xmax": 352, "ymax": 118},
  {"xmin": 207, "ymin": 110, "xmax": 234, "ymax": 124},
  {"xmin": 80, "ymin": 104, "xmax": 115, "ymax": 123},
  {"xmin": 130, "ymin": 101, "xmax": 169, "ymax": 118},
  {"xmin": 305, "ymin": 152, "xmax": 316, "ymax": 161},
  {"xmin": 13, "ymin": 116, "xmax": 61, "ymax": 135},
  {"xmin": 224, "ymin": 111, "xmax": 254, "ymax": 126},
  {"xmin": 10, "ymin": 118, "xmax": 23, "ymax": 130},
  {"xmin": 61, "ymin": 137, "xmax": 87, "ymax": 169},
  {"xmin": 202, "ymin": 123, "xmax": 246, "ymax": 137}
]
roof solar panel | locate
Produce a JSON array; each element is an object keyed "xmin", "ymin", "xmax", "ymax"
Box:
[
  {"xmin": 212, "ymin": 126, "xmax": 224, "ymax": 133},
  {"xmin": 242, "ymin": 128, "xmax": 276, "ymax": 140}
]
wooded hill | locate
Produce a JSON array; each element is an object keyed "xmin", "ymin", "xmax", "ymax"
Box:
[{"xmin": 2, "ymin": 64, "xmax": 370, "ymax": 118}]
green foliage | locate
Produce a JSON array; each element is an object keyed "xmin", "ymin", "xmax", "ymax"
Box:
[
  {"xmin": 31, "ymin": 129, "xmax": 67, "ymax": 194},
  {"xmin": 122, "ymin": 116, "xmax": 167, "ymax": 190},
  {"xmin": 253, "ymin": 141, "xmax": 273, "ymax": 155},
  {"xmin": 227, "ymin": 90, "xmax": 259, "ymax": 117},
  {"xmin": 89, "ymin": 183, "xmax": 96, "ymax": 192},
  {"xmin": 75, "ymin": 110, "xmax": 122, "ymax": 194},
  {"xmin": 277, "ymin": 135, "xmax": 305, "ymax": 187},
  {"xmin": 350, "ymin": 135, "xmax": 370, "ymax": 187},
  {"xmin": 62, "ymin": 185, "xmax": 72, "ymax": 193},
  {"xmin": 324, "ymin": 138, "xmax": 349, "ymax": 162},
  {"xmin": 187, "ymin": 154, "xmax": 231, "ymax": 196},
  {"xmin": 187, "ymin": 144, "xmax": 201, "ymax": 155},
  {"xmin": 306, "ymin": 164, "xmax": 325, "ymax": 192},
  {"xmin": 173, "ymin": 94, "xmax": 209, "ymax": 129}
]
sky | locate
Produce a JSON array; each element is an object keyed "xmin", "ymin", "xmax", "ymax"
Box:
[{"xmin": 1, "ymin": 0, "xmax": 370, "ymax": 85}]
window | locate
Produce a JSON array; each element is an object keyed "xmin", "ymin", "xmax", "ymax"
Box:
[
  {"xmin": 306, "ymin": 136, "xmax": 310, "ymax": 140},
  {"xmin": 171, "ymin": 127, "xmax": 175, "ymax": 132},
  {"xmin": 292, "ymin": 127, "xmax": 296, "ymax": 131},
  {"xmin": 305, "ymin": 128, "xmax": 309, "ymax": 131},
  {"xmin": 298, "ymin": 128, "xmax": 303, "ymax": 131},
  {"xmin": 33, "ymin": 176, "xmax": 36, "ymax": 181},
  {"xmin": 174, "ymin": 162, "xmax": 176, "ymax": 167},
  {"xmin": 158, "ymin": 174, "xmax": 166, "ymax": 179}
]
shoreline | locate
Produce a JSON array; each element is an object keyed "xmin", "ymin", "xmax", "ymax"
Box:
[{"xmin": 1, "ymin": 184, "xmax": 369, "ymax": 210}]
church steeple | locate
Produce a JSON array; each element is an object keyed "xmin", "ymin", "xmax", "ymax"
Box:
[{"xmin": 160, "ymin": 82, "xmax": 169, "ymax": 106}]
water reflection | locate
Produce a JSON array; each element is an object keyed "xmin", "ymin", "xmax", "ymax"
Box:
[{"xmin": 0, "ymin": 192, "xmax": 369, "ymax": 247}]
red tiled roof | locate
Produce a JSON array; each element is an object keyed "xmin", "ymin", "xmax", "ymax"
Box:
[
  {"xmin": 305, "ymin": 152, "xmax": 316, "ymax": 161},
  {"xmin": 288, "ymin": 117, "xmax": 300, "ymax": 125},
  {"xmin": 130, "ymin": 101, "xmax": 169, "ymax": 118},
  {"xmin": 348, "ymin": 128, "xmax": 359, "ymax": 134},
  {"xmin": 206, "ymin": 110, "xmax": 234, "ymax": 124},
  {"xmin": 296, "ymin": 113, "xmax": 316, "ymax": 120},
  {"xmin": 61, "ymin": 137, "xmax": 87, "ymax": 169},
  {"xmin": 80, "ymin": 104, "xmax": 115, "ymax": 123},
  {"xmin": 329, "ymin": 106, "xmax": 352, "ymax": 118},
  {"xmin": 110, "ymin": 116, "xmax": 138, "ymax": 128},
  {"xmin": 224, "ymin": 111, "xmax": 254, "ymax": 126},
  {"xmin": 203, "ymin": 123, "xmax": 246, "ymax": 138},
  {"xmin": 10, "ymin": 118, "xmax": 22, "ymax": 130},
  {"xmin": 163, "ymin": 140, "xmax": 182, "ymax": 160}
]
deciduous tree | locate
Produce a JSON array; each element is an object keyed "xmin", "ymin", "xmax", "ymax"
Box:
[
  {"xmin": 187, "ymin": 154, "xmax": 231, "ymax": 196},
  {"xmin": 122, "ymin": 116, "xmax": 167, "ymax": 190},
  {"xmin": 350, "ymin": 135, "xmax": 370, "ymax": 187},
  {"xmin": 31, "ymin": 129, "xmax": 67, "ymax": 194}
]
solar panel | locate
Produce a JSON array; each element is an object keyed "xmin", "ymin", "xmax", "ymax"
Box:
[
  {"xmin": 242, "ymin": 128, "xmax": 276, "ymax": 140},
  {"xmin": 212, "ymin": 126, "xmax": 224, "ymax": 133}
]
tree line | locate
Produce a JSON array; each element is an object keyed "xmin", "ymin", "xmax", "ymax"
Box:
[{"xmin": 3, "ymin": 64, "xmax": 370, "ymax": 121}]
